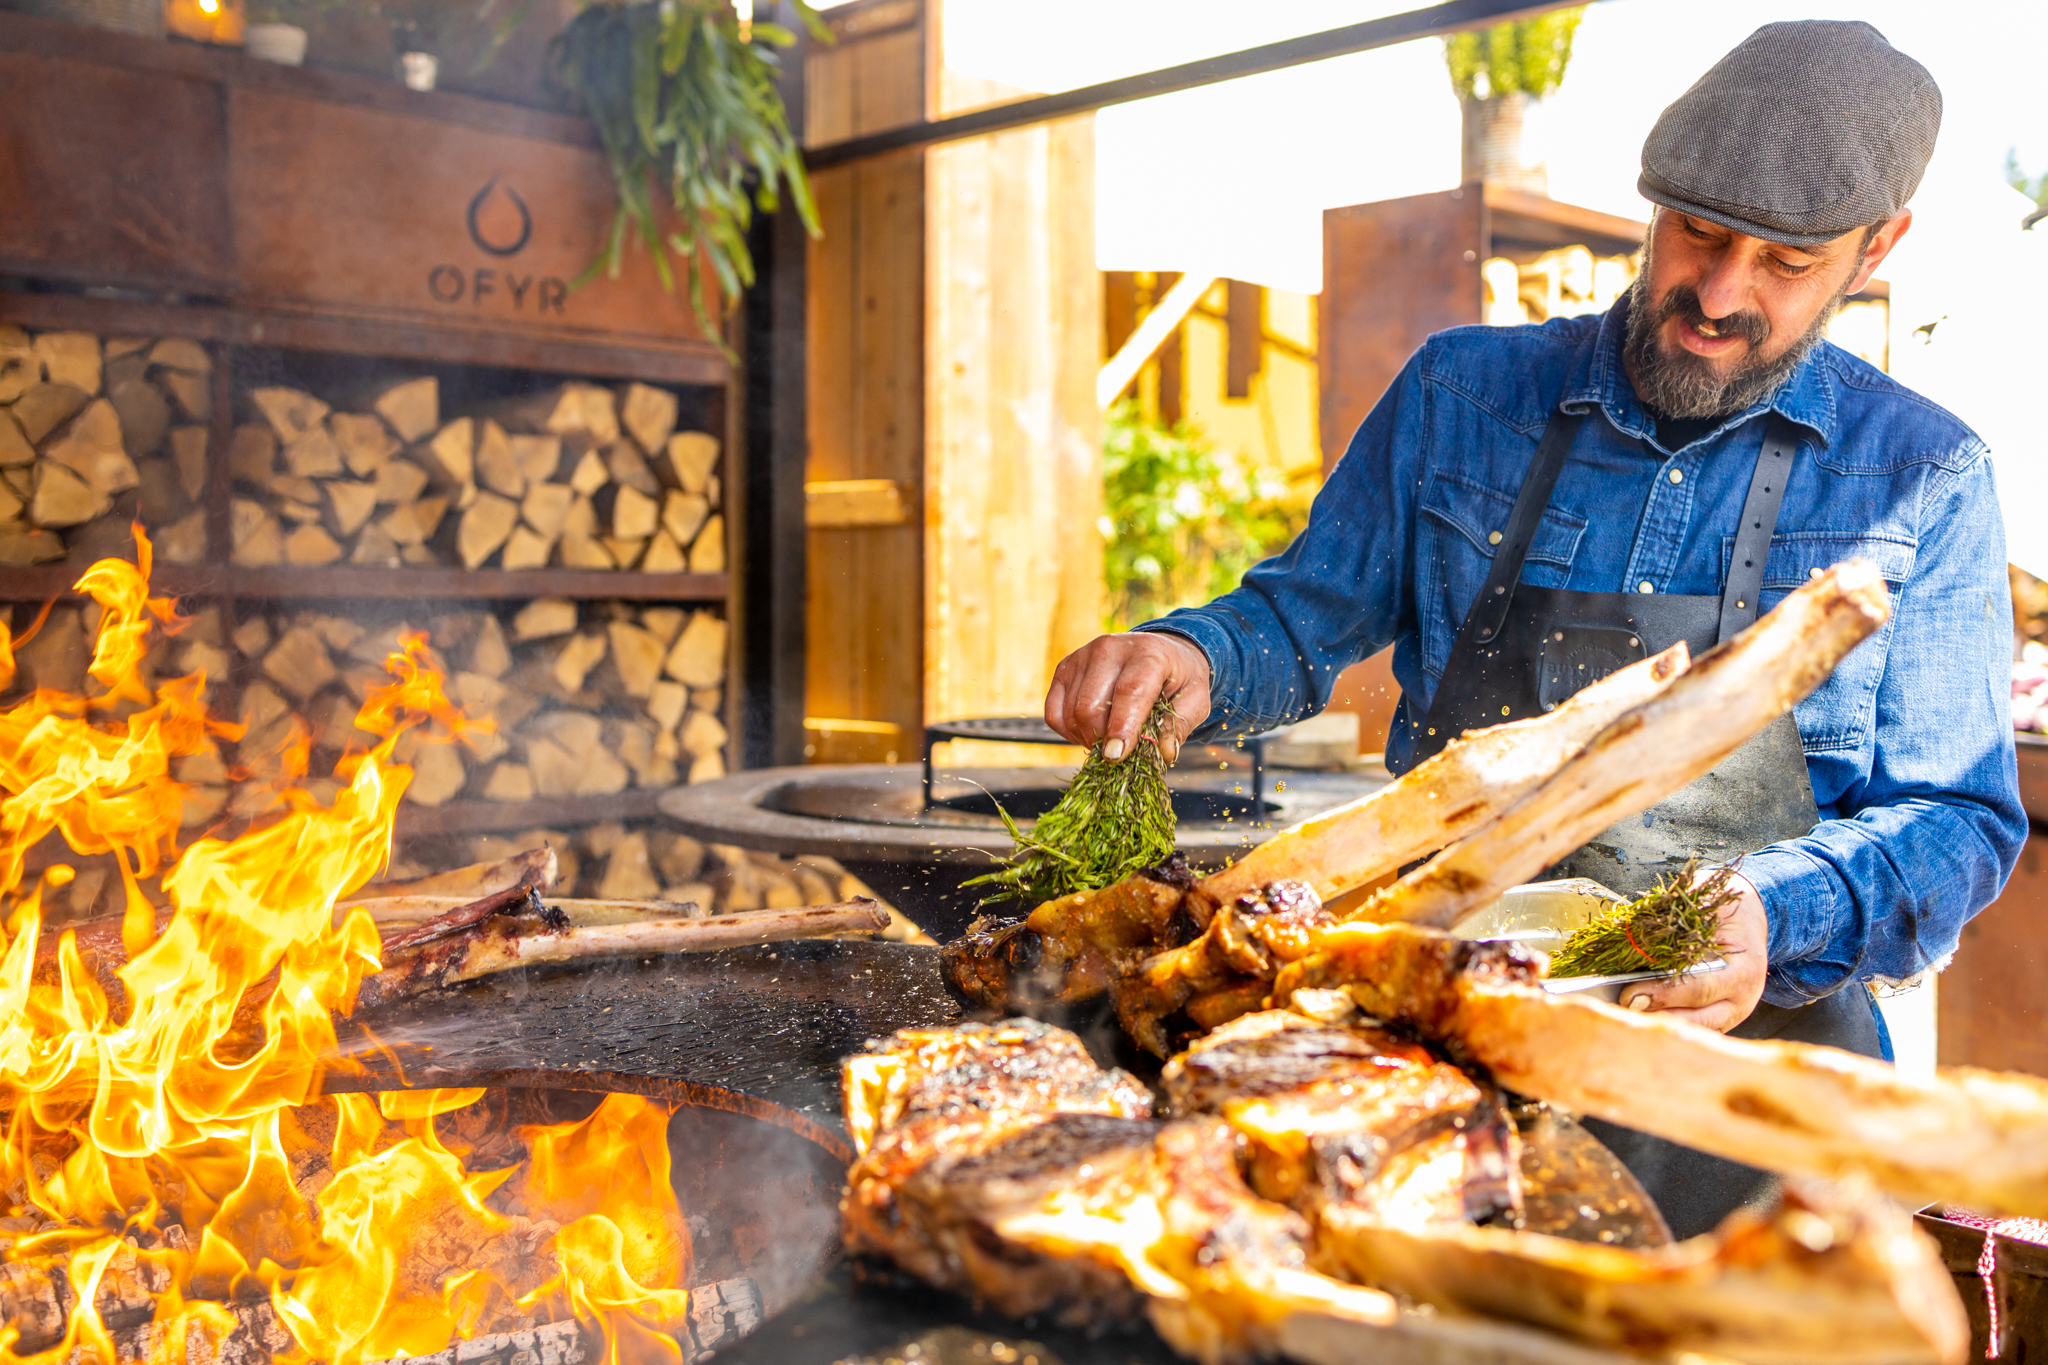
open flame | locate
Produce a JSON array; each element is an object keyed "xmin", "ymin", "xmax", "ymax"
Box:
[{"xmin": 0, "ymin": 535, "xmax": 692, "ymax": 1365}]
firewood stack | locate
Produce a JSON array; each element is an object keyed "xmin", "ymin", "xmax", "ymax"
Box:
[
  {"xmin": 230, "ymin": 376, "xmax": 724, "ymax": 571},
  {"xmin": 0, "ymin": 327, "xmax": 211, "ymax": 567}
]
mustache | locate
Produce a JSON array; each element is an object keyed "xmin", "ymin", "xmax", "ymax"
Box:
[{"xmin": 1656, "ymin": 284, "xmax": 1770, "ymax": 348}]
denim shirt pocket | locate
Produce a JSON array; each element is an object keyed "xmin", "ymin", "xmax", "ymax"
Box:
[
  {"xmin": 1726, "ymin": 530, "xmax": 1917, "ymax": 751},
  {"xmin": 1418, "ymin": 473, "xmax": 1588, "ymax": 679}
]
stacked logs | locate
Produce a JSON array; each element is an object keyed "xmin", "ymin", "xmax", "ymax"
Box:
[
  {"xmin": 0, "ymin": 328, "xmax": 211, "ymax": 567},
  {"xmin": 230, "ymin": 377, "xmax": 725, "ymax": 571}
]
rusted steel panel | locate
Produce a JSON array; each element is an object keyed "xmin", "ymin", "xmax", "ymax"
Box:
[{"xmin": 0, "ymin": 48, "xmax": 234, "ymax": 293}]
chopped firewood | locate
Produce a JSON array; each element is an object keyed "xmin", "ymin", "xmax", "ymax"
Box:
[
  {"xmin": 563, "ymin": 492, "xmax": 599, "ymax": 538},
  {"xmin": 170, "ymin": 424, "xmax": 207, "ymax": 498},
  {"xmin": 229, "ymin": 422, "xmax": 276, "ymax": 481},
  {"xmin": 252, "ymin": 386, "xmax": 330, "ymax": 444},
  {"xmin": 321, "ymin": 478, "xmax": 379, "ymax": 537},
  {"xmin": 470, "ymin": 614, "xmax": 512, "ymax": 677},
  {"xmin": 689, "ymin": 750, "xmax": 725, "ymax": 783},
  {"xmin": 44, "ymin": 397, "xmax": 138, "ymax": 498},
  {"xmin": 1366, "ymin": 562, "xmax": 1889, "ymax": 931},
  {"xmin": 147, "ymin": 336, "xmax": 211, "ymax": 374},
  {"xmin": 642, "ymin": 605, "xmax": 684, "ymax": 645},
  {"xmin": 350, "ymin": 522, "xmax": 401, "ymax": 566},
  {"xmin": 1206, "ymin": 647, "xmax": 1688, "ymax": 906},
  {"xmin": 157, "ymin": 508, "xmax": 207, "ymax": 564},
  {"xmin": 230, "ymin": 499, "xmax": 284, "ymax": 565},
  {"xmin": 597, "ymin": 830, "xmax": 662, "ymax": 900},
  {"xmin": 602, "ymin": 535, "xmax": 646, "ymax": 568},
  {"xmin": 511, "ymin": 433, "xmax": 562, "ymax": 483},
  {"xmin": 620, "ymin": 381, "xmax": 678, "ymax": 455},
  {"xmin": 476, "ymin": 418, "xmax": 523, "ymax": 497},
  {"xmin": 331, "ymin": 411, "xmax": 398, "ymax": 475},
  {"xmin": 483, "ymin": 762, "xmax": 535, "ymax": 801},
  {"xmin": 358, "ymin": 902, "xmax": 889, "ymax": 1007},
  {"xmin": 0, "ymin": 412, "xmax": 31, "ymax": 466},
  {"xmin": 611, "ymin": 483, "xmax": 660, "ymax": 539},
  {"xmin": 568, "ymin": 447, "xmax": 608, "ymax": 495},
  {"xmin": 0, "ymin": 525, "xmax": 64, "ymax": 565},
  {"xmin": 282, "ymin": 423, "xmax": 344, "ymax": 477},
  {"xmin": 233, "ymin": 616, "xmax": 273, "ymax": 658},
  {"xmin": 372, "ymin": 456, "xmax": 430, "ymax": 504},
  {"xmin": 377, "ymin": 502, "xmax": 426, "ymax": 546},
  {"xmin": 598, "ymin": 621, "xmax": 661, "ymax": 698},
  {"xmin": 605, "ymin": 440, "xmax": 661, "ymax": 496},
  {"xmin": 688, "ymin": 514, "xmax": 725, "ymax": 572},
  {"xmin": 109, "ymin": 375, "xmax": 169, "ymax": 457},
  {"xmin": 690, "ymin": 685, "xmax": 721, "ymax": 713},
  {"xmin": 514, "ymin": 597, "xmax": 578, "ymax": 640},
  {"xmin": 458, "ymin": 491, "xmax": 520, "ymax": 568},
  {"xmin": 262, "ymin": 625, "xmax": 338, "ymax": 700},
  {"xmin": 501, "ymin": 525, "xmax": 554, "ymax": 569},
  {"xmin": 680, "ymin": 709, "xmax": 727, "ymax": 759},
  {"xmin": 360, "ymin": 1320, "xmax": 587, "ymax": 1365},
  {"xmin": 559, "ymin": 533, "xmax": 613, "ymax": 568},
  {"xmin": 425, "ymin": 417, "xmax": 475, "ymax": 487},
  {"xmin": 527, "ymin": 733, "xmax": 628, "ymax": 798},
  {"xmin": 136, "ymin": 456, "xmax": 187, "ymax": 523},
  {"xmin": 283, "ymin": 522, "xmax": 344, "ymax": 565},
  {"xmin": 29, "ymin": 461, "xmax": 103, "ymax": 527},
  {"xmin": 540, "ymin": 382, "xmax": 620, "ymax": 443},
  {"xmin": 11, "ymin": 382, "xmax": 89, "ymax": 443},
  {"xmin": 664, "ymin": 611, "xmax": 727, "ymax": 687},
  {"xmin": 33, "ymin": 331, "xmax": 100, "ymax": 392},
  {"xmin": 666, "ymin": 431, "xmax": 718, "ymax": 493},
  {"xmin": 641, "ymin": 530, "xmax": 686, "ymax": 571},
  {"xmin": 647, "ymin": 680, "xmax": 688, "ymax": 732},
  {"xmin": 374, "ymin": 376, "xmax": 438, "ymax": 442},
  {"xmin": 662, "ymin": 489, "xmax": 710, "ymax": 545},
  {"xmin": 521, "ymin": 482, "xmax": 574, "ymax": 538},
  {"xmin": 551, "ymin": 630, "xmax": 608, "ymax": 691},
  {"xmin": 158, "ymin": 368, "xmax": 210, "ymax": 421}
]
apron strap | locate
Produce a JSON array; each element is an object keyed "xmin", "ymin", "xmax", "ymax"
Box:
[
  {"xmin": 1463, "ymin": 411, "xmax": 1582, "ymax": 648},
  {"xmin": 1715, "ymin": 414, "xmax": 1801, "ymax": 643}
]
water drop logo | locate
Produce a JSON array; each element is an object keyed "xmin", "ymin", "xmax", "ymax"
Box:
[{"xmin": 466, "ymin": 172, "xmax": 532, "ymax": 258}]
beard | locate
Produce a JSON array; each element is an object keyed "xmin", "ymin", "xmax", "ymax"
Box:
[{"xmin": 1621, "ymin": 244, "xmax": 1857, "ymax": 422}]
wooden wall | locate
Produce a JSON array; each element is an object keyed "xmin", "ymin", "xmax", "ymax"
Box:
[
  {"xmin": 925, "ymin": 70, "xmax": 1101, "ymax": 753},
  {"xmin": 802, "ymin": 0, "xmax": 929, "ymax": 761}
]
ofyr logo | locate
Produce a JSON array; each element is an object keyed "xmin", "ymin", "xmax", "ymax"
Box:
[{"xmin": 427, "ymin": 172, "xmax": 568, "ymax": 315}]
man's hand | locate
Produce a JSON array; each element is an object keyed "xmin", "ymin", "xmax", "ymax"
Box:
[
  {"xmin": 1617, "ymin": 869, "xmax": 1768, "ymax": 1032},
  {"xmin": 1046, "ymin": 633, "xmax": 1212, "ymax": 764}
]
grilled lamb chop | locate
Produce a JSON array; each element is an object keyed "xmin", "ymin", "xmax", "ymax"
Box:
[{"xmin": 1161, "ymin": 1010, "xmax": 1520, "ymax": 1233}]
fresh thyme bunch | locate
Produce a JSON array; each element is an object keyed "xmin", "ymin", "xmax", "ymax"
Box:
[
  {"xmin": 964, "ymin": 697, "xmax": 1181, "ymax": 907},
  {"xmin": 1546, "ymin": 861, "xmax": 1739, "ymax": 979}
]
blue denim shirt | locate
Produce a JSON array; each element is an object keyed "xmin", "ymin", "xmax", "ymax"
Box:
[{"xmin": 1139, "ymin": 300, "xmax": 2024, "ymax": 1008}]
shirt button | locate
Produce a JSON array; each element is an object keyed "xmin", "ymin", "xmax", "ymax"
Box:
[
  {"xmin": 1668, "ymin": 468, "xmax": 1684, "ymax": 484},
  {"xmin": 1809, "ymin": 567, "xmax": 1823, "ymax": 579},
  {"xmin": 1638, "ymin": 581, "xmax": 1655, "ymax": 593},
  {"xmin": 1488, "ymin": 530, "xmax": 1502, "ymax": 545}
]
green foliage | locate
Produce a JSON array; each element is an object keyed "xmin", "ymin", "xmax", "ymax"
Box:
[
  {"xmin": 547, "ymin": 0, "xmax": 825, "ymax": 345},
  {"xmin": 1444, "ymin": 9, "xmax": 1584, "ymax": 102},
  {"xmin": 1101, "ymin": 402, "xmax": 1310, "ymax": 632},
  {"xmin": 1546, "ymin": 862, "xmax": 1737, "ymax": 980},
  {"xmin": 963, "ymin": 697, "xmax": 1180, "ymax": 908},
  {"xmin": 2008, "ymin": 148, "xmax": 2048, "ymax": 208}
]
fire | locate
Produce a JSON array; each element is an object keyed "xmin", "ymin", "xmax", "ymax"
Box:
[{"xmin": 0, "ymin": 535, "xmax": 693, "ymax": 1365}]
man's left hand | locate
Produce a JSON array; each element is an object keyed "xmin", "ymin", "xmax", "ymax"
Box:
[{"xmin": 1616, "ymin": 870, "xmax": 1768, "ymax": 1032}]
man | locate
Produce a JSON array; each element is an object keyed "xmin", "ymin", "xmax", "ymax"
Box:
[{"xmin": 1044, "ymin": 21, "xmax": 2025, "ymax": 1235}]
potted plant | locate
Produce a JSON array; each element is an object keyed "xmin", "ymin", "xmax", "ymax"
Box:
[
  {"xmin": 243, "ymin": 0, "xmax": 311, "ymax": 61},
  {"xmin": 546, "ymin": 0, "xmax": 823, "ymax": 338},
  {"xmin": 1444, "ymin": 9, "xmax": 1584, "ymax": 193}
]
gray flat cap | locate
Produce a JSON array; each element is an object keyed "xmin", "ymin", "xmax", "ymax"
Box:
[{"xmin": 1639, "ymin": 20, "xmax": 1941, "ymax": 248}]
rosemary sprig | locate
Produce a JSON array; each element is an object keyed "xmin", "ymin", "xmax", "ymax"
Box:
[
  {"xmin": 1545, "ymin": 861, "xmax": 1739, "ymax": 979},
  {"xmin": 963, "ymin": 697, "xmax": 1181, "ymax": 908}
]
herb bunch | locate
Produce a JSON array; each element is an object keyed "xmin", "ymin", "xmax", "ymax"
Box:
[
  {"xmin": 964, "ymin": 697, "xmax": 1181, "ymax": 908},
  {"xmin": 1546, "ymin": 862, "xmax": 1738, "ymax": 979}
]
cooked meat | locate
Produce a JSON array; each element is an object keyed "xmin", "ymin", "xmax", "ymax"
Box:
[
  {"xmin": 1316, "ymin": 1177, "xmax": 1967, "ymax": 1365},
  {"xmin": 938, "ymin": 647, "xmax": 1688, "ymax": 1017},
  {"xmin": 1162, "ymin": 1011, "xmax": 1520, "ymax": 1233}
]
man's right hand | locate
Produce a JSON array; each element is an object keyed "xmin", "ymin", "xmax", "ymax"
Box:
[{"xmin": 1045, "ymin": 632, "xmax": 1212, "ymax": 764}]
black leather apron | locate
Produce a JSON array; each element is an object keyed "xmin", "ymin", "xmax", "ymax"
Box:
[{"xmin": 1413, "ymin": 409, "xmax": 1885, "ymax": 1239}]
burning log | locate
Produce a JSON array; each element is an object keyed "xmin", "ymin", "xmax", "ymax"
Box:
[
  {"xmin": 356, "ymin": 900, "xmax": 892, "ymax": 1009},
  {"xmin": 351, "ymin": 1285, "xmax": 761, "ymax": 1365},
  {"xmin": 342, "ymin": 847, "xmax": 560, "ymax": 927}
]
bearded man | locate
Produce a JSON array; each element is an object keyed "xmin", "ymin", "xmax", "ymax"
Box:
[{"xmin": 1043, "ymin": 20, "xmax": 2025, "ymax": 1236}]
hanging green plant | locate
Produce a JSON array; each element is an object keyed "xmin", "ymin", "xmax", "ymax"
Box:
[{"xmin": 546, "ymin": 0, "xmax": 825, "ymax": 341}]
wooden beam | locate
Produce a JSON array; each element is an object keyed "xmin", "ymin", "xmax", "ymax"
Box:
[
  {"xmin": 1226, "ymin": 279, "xmax": 1264, "ymax": 399},
  {"xmin": 1097, "ymin": 271, "xmax": 1213, "ymax": 409},
  {"xmin": 805, "ymin": 479, "xmax": 912, "ymax": 528},
  {"xmin": 805, "ymin": 0, "xmax": 1582, "ymax": 169}
]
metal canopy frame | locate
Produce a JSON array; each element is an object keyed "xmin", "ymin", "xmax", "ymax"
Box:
[{"xmin": 805, "ymin": 0, "xmax": 1582, "ymax": 169}]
